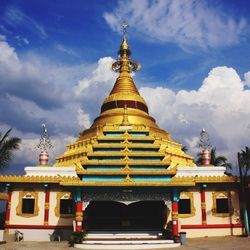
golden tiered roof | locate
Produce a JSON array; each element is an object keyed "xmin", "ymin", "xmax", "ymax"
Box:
[{"xmin": 54, "ymin": 31, "xmax": 196, "ymax": 186}]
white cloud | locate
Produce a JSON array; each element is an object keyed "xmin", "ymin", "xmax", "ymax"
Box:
[
  {"xmin": 74, "ymin": 57, "xmax": 116, "ymax": 95},
  {"xmin": 77, "ymin": 108, "xmax": 91, "ymax": 129},
  {"xmin": 140, "ymin": 66, "xmax": 250, "ymax": 164},
  {"xmin": 244, "ymin": 71, "xmax": 250, "ymax": 87},
  {"xmin": 0, "ymin": 37, "xmax": 117, "ymax": 169},
  {"xmin": 55, "ymin": 43, "xmax": 79, "ymax": 57},
  {"xmin": 15, "ymin": 35, "xmax": 29, "ymax": 45},
  {"xmin": 4, "ymin": 6, "xmax": 47, "ymax": 39},
  {"xmin": 104, "ymin": 0, "xmax": 247, "ymax": 49}
]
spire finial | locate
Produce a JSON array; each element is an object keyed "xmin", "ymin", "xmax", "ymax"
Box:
[
  {"xmin": 111, "ymin": 22, "xmax": 140, "ymax": 74},
  {"xmin": 199, "ymin": 128, "xmax": 212, "ymax": 150},
  {"xmin": 37, "ymin": 124, "xmax": 53, "ymax": 166},
  {"xmin": 121, "ymin": 104, "xmax": 130, "ymax": 125},
  {"xmin": 122, "ymin": 21, "xmax": 129, "ymax": 35}
]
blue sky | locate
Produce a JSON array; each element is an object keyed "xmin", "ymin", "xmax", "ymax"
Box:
[{"xmin": 0, "ymin": 0, "xmax": 250, "ymax": 174}]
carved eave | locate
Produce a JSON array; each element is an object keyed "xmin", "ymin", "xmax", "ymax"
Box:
[
  {"xmin": 87, "ymin": 152, "xmax": 166, "ymax": 157},
  {"xmin": 194, "ymin": 175, "xmax": 239, "ymax": 183},
  {"xmin": 76, "ymin": 169, "xmax": 176, "ymax": 175},
  {"xmin": 80, "ymin": 161, "xmax": 171, "ymax": 166},
  {"xmin": 0, "ymin": 175, "xmax": 80, "ymax": 184},
  {"xmin": 60, "ymin": 176, "xmax": 195, "ymax": 187}
]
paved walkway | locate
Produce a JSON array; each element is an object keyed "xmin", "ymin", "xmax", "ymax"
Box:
[{"xmin": 0, "ymin": 236, "xmax": 249, "ymax": 250}]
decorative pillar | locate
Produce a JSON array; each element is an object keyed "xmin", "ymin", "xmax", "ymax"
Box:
[
  {"xmin": 75, "ymin": 188, "xmax": 83, "ymax": 232},
  {"xmin": 172, "ymin": 188, "xmax": 179, "ymax": 237},
  {"xmin": 199, "ymin": 128, "xmax": 212, "ymax": 166},
  {"xmin": 200, "ymin": 188, "xmax": 207, "ymax": 225},
  {"xmin": 44, "ymin": 185, "xmax": 50, "ymax": 225},
  {"xmin": 201, "ymin": 149, "xmax": 211, "ymax": 165},
  {"xmin": 37, "ymin": 124, "xmax": 52, "ymax": 166},
  {"xmin": 5, "ymin": 186, "xmax": 12, "ymax": 226}
]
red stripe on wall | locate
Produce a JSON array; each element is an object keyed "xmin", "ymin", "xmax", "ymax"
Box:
[
  {"xmin": 181, "ymin": 224, "xmax": 243, "ymax": 229},
  {"xmin": 5, "ymin": 224, "xmax": 73, "ymax": 230}
]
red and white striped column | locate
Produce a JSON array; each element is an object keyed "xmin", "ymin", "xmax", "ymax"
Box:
[
  {"xmin": 75, "ymin": 201, "xmax": 83, "ymax": 232},
  {"xmin": 44, "ymin": 186, "xmax": 50, "ymax": 225},
  {"xmin": 200, "ymin": 188, "xmax": 207, "ymax": 225},
  {"xmin": 172, "ymin": 188, "xmax": 179, "ymax": 237},
  {"xmin": 5, "ymin": 188, "xmax": 12, "ymax": 226}
]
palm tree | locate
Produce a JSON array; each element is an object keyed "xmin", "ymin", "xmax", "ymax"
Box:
[
  {"xmin": 196, "ymin": 147, "xmax": 232, "ymax": 169},
  {"xmin": 239, "ymin": 146, "xmax": 250, "ymax": 177},
  {"xmin": 238, "ymin": 147, "xmax": 250, "ymax": 236},
  {"xmin": 0, "ymin": 128, "xmax": 21, "ymax": 170}
]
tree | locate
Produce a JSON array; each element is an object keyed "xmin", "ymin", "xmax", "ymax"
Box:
[
  {"xmin": 238, "ymin": 146, "xmax": 250, "ymax": 236},
  {"xmin": 0, "ymin": 128, "xmax": 21, "ymax": 170},
  {"xmin": 239, "ymin": 146, "xmax": 250, "ymax": 177},
  {"xmin": 196, "ymin": 147, "xmax": 232, "ymax": 169}
]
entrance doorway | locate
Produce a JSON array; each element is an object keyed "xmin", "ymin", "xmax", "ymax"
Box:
[{"xmin": 86, "ymin": 200, "xmax": 165, "ymax": 231}]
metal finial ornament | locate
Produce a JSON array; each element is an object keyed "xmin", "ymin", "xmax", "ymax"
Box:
[
  {"xmin": 122, "ymin": 21, "xmax": 129, "ymax": 35},
  {"xmin": 37, "ymin": 124, "xmax": 53, "ymax": 151},
  {"xmin": 199, "ymin": 128, "xmax": 212, "ymax": 150},
  {"xmin": 111, "ymin": 22, "xmax": 141, "ymax": 73},
  {"xmin": 37, "ymin": 124, "xmax": 53, "ymax": 166}
]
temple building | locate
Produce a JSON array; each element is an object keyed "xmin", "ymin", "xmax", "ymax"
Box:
[{"xmin": 0, "ymin": 27, "xmax": 244, "ymax": 243}]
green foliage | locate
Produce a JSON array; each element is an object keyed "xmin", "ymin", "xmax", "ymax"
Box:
[
  {"xmin": 239, "ymin": 146, "xmax": 250, "ymax": 177},
  {"xmin": 0, "ymin": 128, "xmax": 21, "ymax": 170}
]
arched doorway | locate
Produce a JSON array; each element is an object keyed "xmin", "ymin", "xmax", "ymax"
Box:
[
  {"xmin": 86, "ymin": 201, "xmax": 125, "ymax": 230},
  {"xmin": 86, "ymin": 200, "xmax": 165, "ymax": 231},
  {"xmin": 128, "ymin": 201, "xmax": 165, "ymax": 230}
]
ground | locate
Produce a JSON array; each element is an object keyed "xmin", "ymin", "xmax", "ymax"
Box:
[{"xmin": 0, "ymin": 236, "xmax": 249, "ymax": 250}]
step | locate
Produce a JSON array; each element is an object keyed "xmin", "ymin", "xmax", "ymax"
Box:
[
  {"xmin": 86, "ymin": 230, "xmax": 163, "ymax": 239},
  {"xmin": 84, "ymin": 240, "xmax": 174, "ymax": 244},
  {"xmin": 75, "ymin": 240, "xmax": 181, "ymax": 249}
]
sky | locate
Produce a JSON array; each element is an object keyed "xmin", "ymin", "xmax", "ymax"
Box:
[{"xmin": 0, "ymin": 0, "xmax": 250, "ymax": 175}]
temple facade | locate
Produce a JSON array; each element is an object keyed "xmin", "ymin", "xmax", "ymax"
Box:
[{"xmin": 0, "ymin": 30, "xmax": 244, "ymax": 242}]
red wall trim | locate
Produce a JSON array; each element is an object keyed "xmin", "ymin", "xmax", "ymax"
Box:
[
  {"xmin": 181, "ymin": 224, "xmax": 243, "ymax": 229},
  {"xmin": 5, "ymin": 224, "xmax": 73, "ymax": 230}
]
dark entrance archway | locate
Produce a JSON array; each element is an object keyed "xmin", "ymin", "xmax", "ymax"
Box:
[{"xmin": 86, "ymin": 200, "xmax": 165, "ymax": 231}]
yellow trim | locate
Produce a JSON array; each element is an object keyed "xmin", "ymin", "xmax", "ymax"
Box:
[
  {"xmin": 0, "ymin": 193, "xmax": 8, "ymax": 200},
  {"xmin": 54, "ymin": 192, "xmax": 74, "ymax": 218},
  {"xmin": 195, "ymin": 176, "xmax": 238, "ymax": 183},
  {"xmin": 45, "ymin": 202, "xmax": 50, "ymax": 210},
  {"xmin": 0, "ymin": 175, "xmax": 80, "ymax": 183},
  {"xmin": 212, "ymin": 192, "xmax": 232, "ymax": 217},
  {"xmin": 59, "ymin": 177, "xmax": 195, "ymax": 187},
  {"xmin": 178, "ymin": 192, "xmax": 196, "ymax": 218},
  {"xmin": 16, "ymin": 191, "xmax": 39, "ymax": 218},
  {"xmin": 78, "ymin": 169, "xmax": 176, "ymax": 175}
]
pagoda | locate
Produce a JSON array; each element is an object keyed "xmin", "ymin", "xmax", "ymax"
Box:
[{"xmin": 0, "ymin": 25, "xmax": 243, "ymax": 243}]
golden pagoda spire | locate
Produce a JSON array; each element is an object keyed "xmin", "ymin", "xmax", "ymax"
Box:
[
  {"xmin": 110, "ymin": 22, "xmax": 141, "ymax": 95},
  {"xmin": 79, "ymin": 22, "xmax": 163, "ymax": 136}
]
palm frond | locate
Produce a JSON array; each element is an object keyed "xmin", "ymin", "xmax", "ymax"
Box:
[{"xmin": 0, "ymin": 129, "xmax": 21, "ymax": 169}]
